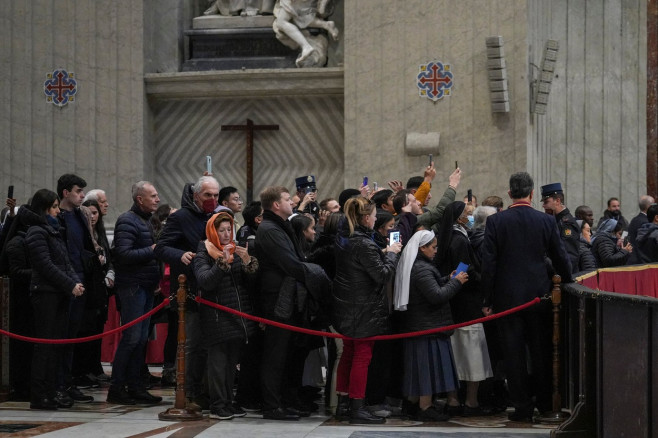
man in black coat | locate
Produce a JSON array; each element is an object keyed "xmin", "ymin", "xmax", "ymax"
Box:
[
  {"xmin": 540, "ymin": 182, "xmax": 580, "ymax": 274},
  {"xmin": 481, "ymin": 172, "xmax": 572, "ymax": 422},
  {"xmin": 154, "ymin": 176, "xmax": 219, "ymax": 409},
  {"xmin": 627, "ymin": 195, "xmax": 655, "ymax": 248},
  {"xmin": 107, "ymin": 181, "xmax": 162, "ymax": 406},
  {"xmin": 255, "ymin": 186, "xmax": 308, "ymax": 420},
  {"xmin": 597, "ymin": 197, "xmax": 629, "ymax": 231}
]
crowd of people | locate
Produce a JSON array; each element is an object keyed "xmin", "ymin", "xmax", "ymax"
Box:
[{"xmin": 0, "ymin": 163, "xmax": 654, "ymax": 425}]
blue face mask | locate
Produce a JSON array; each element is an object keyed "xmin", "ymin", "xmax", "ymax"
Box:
[{"xmin": 466, "ymin": 215, "xmax": 475, "ymax": 229}]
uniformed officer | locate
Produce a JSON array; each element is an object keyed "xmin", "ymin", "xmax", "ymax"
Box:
[
  {"xmin": 540, "ymin": 182, "xmax": 580, "ymax": 274},
  {"xmin": 294, "ymin": 175, "xmax": 320, "ymax": 221}
]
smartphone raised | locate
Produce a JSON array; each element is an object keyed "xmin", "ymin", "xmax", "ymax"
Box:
[
  {"xmin": 455, "ymin": 160, "xmax": 459, "ymax": 169},
  {"xmin": 206, "ymin": 155, "xmax": 212, "ymax": 174},
  {"xmin": 362, "ymin": 176, "xmax": 368, "ymax": 187},
  {"xmin": 7, "ymin": 185, "xmax": 13, "ymax": 199},
  {"xmin": 467, "ymin": 189, "xmax": 472, "ymax": 203},
  {"xmin": 373, "ymin": 182, "xmax": 378, "ymax": 191},
  {"xmin": 388, "ymin": 230, "xmax": 400, "ymax": 246},
  {"xmin": 429, "ymin": 154, "xmax": 433, "ymax": 166}
]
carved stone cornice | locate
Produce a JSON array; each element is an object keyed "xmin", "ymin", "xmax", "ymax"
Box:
[{"xmin": 144, "ymin": 68, "xmax": 344, "ymax": 100}]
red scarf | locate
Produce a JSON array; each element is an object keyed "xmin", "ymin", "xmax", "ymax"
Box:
[{"xmin": 204, "ymin": 212, "xmax": 235, "ymax": 262}]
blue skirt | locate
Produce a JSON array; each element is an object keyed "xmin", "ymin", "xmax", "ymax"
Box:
[{"xmin": 401, "ymin": 336, "xmax": 459, "ymax": 397}]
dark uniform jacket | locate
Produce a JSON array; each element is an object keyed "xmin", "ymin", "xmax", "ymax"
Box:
[
  {"xmin": 332, "ymin": 225, "xmax": 399, "ymax": 338},
  {"xmin": 628, "ymin": 212, "xmax": 648, "ymax": 247},
  {"xmin": 193, "ymin": 241, "xmax": 259, "ymax": 345},
  {"xmin": 481, "ymin": 202, "xmax": 572, "ymax": 311},
  {"xmin": 555, "ymin": 208, "xmax": 580, "ymax": 274},
  {"xmin": 399, "ymin": 254, "xmax": 462, "ymax": 337}
]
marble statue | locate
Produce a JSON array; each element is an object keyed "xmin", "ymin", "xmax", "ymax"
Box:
[
  {"xmin": 204, "ymin": 0, "xmax": 275, "ymax": 17},
  {"xmin": 272, "ymin": 0, "xmax": 339, "ymax": 67}
]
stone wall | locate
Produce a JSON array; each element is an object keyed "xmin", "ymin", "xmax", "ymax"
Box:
[{"xmin": 343, "ymin": 0, "xmax": 529, "ymax": 202}]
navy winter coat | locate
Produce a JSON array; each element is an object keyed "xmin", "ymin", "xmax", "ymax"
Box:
[{"xmin": 112, "ymin": 204, "xmax": 160, "ymax": 290}]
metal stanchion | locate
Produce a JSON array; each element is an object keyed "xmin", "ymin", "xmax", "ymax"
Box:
[
  {"xmin": 159, "ymin": 275, "xmax": 203, "ymax": 421},
  {"xmin": 539, "ymin": 275, "xmax": 570, "ymax": 424}
]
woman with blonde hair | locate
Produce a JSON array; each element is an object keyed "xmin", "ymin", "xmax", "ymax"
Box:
[{"xmin": 331, "ymin": 197, "xmax": 401, "ymax": 424}]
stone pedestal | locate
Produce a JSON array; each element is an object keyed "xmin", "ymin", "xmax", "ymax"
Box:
[{"xmin": 183, "ymin": 15, "xmax": 320, "ymax": 71}]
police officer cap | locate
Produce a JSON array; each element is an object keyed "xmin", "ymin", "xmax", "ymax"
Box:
[
  {"xmin": 295, "ymin": 175, "xmax": 317, "ymax": 190},
  {"xmin": 540, "ymin": 182, "xmax": 563, "ymax": 200}
]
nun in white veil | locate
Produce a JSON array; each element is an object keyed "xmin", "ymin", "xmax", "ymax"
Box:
[{"xmin": 393, "ymin": 230, "xmax": 468, "ymax": 421}]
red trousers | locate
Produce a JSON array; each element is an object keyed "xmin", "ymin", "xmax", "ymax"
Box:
[{"xmin": 335, "ymin": 339, "xmax": 374, "ymax": 399}]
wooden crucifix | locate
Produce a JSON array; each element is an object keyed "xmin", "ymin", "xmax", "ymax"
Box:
[{"xmin": 221, "ymin": 119, "xmax": 279, "ymax": 203}]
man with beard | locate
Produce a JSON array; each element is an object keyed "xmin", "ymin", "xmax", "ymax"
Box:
[{"xmin": 597, "ymin": 197, "xmax": 629, "ymax": 231}]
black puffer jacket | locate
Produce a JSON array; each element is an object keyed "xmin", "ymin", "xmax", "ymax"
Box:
[
  {"xmin": 399, "ymin": 254, "xmax": 462, "ymax": 337},
  {"xmin": 577, "ymin": 241, "xmax": 598, "ymax": 273},
  {"xmin": 591, "ymin": 233, "xmax": 630, "ymax": 267},
  {"xmin": 332, "ymin": 225, "xmax": 399, "ymax": 338},
  {"xmin": 25, "ymin": 220, "xmax": 79, "ymax": 295},
  {"xmin": 193, "ymin": 242, "xmax": 259, "ymax": 345},
  {"xmin": 112, "ymin": 204, "xmax": 160, "ymax": 290}
]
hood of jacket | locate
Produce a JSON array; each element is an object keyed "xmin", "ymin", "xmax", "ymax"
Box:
[{"xmin": 636, "ymin": 222, "xmax": 658, "ymax": 244}]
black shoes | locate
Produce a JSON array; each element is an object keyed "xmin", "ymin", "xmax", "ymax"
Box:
[
  {"xmin": 67, "ymin": 386, "xmax": 94, "ymax": 403},
  {"xmin": 209, "ymin": 406, "xmax": 234, "ymax": 420},
  {"xmin": 30, "ymin": 398, "xmax": 59, "ymax": 410},
  {"xmin": 349, "ymin": 399, "xmax": 386, "ymax": 425},
  {"xmin": 107, "ymin": 387, "xmax": 136, "ymax": 405},
  {"xmin": 262, "ymin": 407, "xmax": 300, "ymax": 421},
  {"xmin": 128, "ymin": 389, "xmax": 162, "ymax": 405},
  {"xmin": 228, "ymin": 403, "xmax": 247, "ymax": 417},
  {"xmin": 334, "ymin": 394, "xmax": 350, "ymax": 421},
  {"xmin": 508, "ymin": 408, "xmax": 535, "ymax": 422},
  {"xmin": 54, "ymin": 390, "xmax": 74, "ymax": 408},
  {"xmin": 418, "ymin": 406, "xmax": 450, "ymax": 422}
]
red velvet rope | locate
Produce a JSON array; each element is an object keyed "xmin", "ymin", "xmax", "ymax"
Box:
[
  {"xmin": 195, "ymin": 296, "xmax": 541, "ymax": 341},
  {"xmin": 0, "ymin": 298, "xmax": 170, "ymax": 344}
]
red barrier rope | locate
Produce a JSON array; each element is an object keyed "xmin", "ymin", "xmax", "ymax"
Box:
[
  {"xmin": 0, "ymin": 298, "xmax": 170, "ymax": 344},
  {"xmin": 195, "ymin": 296, "xmax": 541, "ymax": 341}
]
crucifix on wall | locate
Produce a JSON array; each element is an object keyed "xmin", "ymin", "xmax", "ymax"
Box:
[{"xmin": 221, "ymin": 119, "xmax": 279, "ymax": 203}]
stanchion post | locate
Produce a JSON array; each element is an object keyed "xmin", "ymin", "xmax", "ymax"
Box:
[
  {"xmin": 159, "ymin": 274, "xmax": 203, "ymax": 421},
  {"xmin": 539, "ymin": 274, "xmax": 570, "ymax": 424}
]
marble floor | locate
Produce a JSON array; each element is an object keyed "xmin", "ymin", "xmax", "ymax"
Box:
[{"xmin": 0, "ymin": 369, "xmax": 558, "ymax": 438}]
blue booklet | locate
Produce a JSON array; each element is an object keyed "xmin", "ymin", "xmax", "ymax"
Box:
[{"xmin": 452, "ymin": 262, "xmax": 469, "ymax": 278}]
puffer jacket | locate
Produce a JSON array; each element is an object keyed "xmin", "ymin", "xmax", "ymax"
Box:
[
  {"xmin": 25, "ymin": 220, "xmax": 79, "ymax": 295},
  {"xmin": 193, "ymin": 241, "xmax": 259, "ymax": 345},
  {"xmin": 577, "ymin": 241, "xmax": 598, "ymax": 273},
  {"xmin": 332, "ymin": 225, "xmax": 399, "ymax": 338},
  {"xmin": 112, "ymin": 204, "xmax": 160, "ymax": 290},
  {"xmin": 591, "ymin": 233, "xmax": 630, "ymax": 267},
  {"xmin": 635, "ymin": 222, "xmax": 658, "ymax": 263},
  {"xmin": 398, "ymin": 254, "xmax": 462, "ymax": 337}
]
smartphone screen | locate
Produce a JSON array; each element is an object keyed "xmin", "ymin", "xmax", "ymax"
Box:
[
  {"xmin": 7, "ymin": 185, "xmax": 13, "ymax": 199},
  {"xmin": 388, "ymin": 230, "xmax": 400, "ymax": 246},
  {"xmin": 363, "ymin": 176, "xmax": 368, "ymax": 187},
  {"xmin": 206, "ymin": 155, "xmax": 212, "ymax": 174},
  {"xmin": 429, "ymin": 154, "xmax": 433, "ymax": 166},
  {"xmin": 467, "ymin": 189, "xmax": 472, "ymax": 203}
]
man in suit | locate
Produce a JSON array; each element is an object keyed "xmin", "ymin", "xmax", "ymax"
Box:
[
  {"xmin": 628, "ymin": 195, "xmax": 655, "ymax": 247},
  {"xmin": 481, "ymin": 172, "xmax": 572, "ymax": 422}
]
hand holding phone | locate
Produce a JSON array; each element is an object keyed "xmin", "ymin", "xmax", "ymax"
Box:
[{"xmin": 388, "ymin": 230, "xmax": 400, "ymax": 246}]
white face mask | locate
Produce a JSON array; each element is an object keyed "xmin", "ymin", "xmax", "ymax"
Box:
[{"xmin": 466, "ymin": 215, "xmax": 475, "ymax": 229}]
